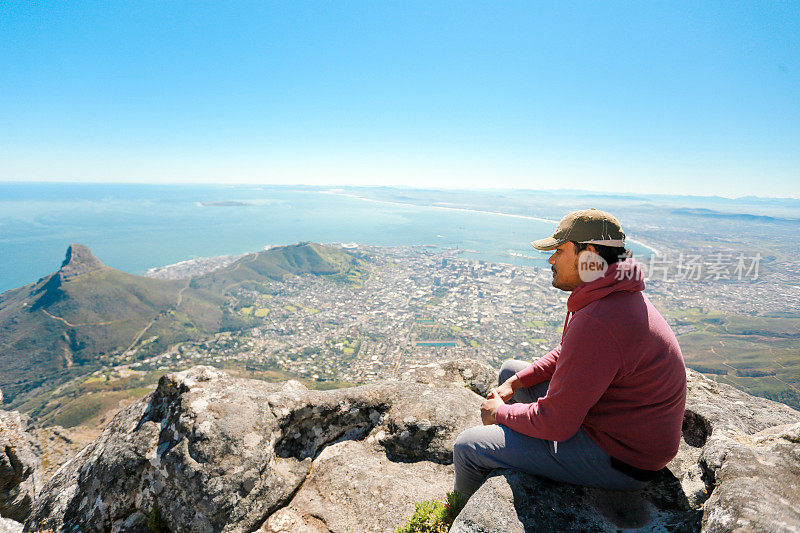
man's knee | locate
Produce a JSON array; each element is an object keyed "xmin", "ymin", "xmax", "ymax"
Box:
[
  {"xmin": 453, "ymin": 425, "xmax": 494, "ymax": 465},
  {"xmin": 499, "ymin": 359, "xmax": 526, "ymax": 384},
  {"xmin": 453, "ymin": 427, "xmax": 478, "ymax": 462}
]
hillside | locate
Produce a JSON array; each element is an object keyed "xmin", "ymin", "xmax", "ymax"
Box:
[
  {"xmin": 191, "ymin": 241, "xmax": 369, "ymax": 293},
  {"xmin": 0, "ymin": 243, "xmax": 366, "ymax": 408}
]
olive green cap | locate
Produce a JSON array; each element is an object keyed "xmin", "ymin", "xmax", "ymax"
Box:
[{"xmin": 531, "ymin": 208, "xmax": 626, "ymax": 251}]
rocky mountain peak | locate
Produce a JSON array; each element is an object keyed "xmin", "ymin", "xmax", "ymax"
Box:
[{"xmin": 58, "ymin": 244, "xmax": 105, "ymax": 281}]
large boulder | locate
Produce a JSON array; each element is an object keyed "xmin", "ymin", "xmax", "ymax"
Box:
[
  {"xmin": 0, "ymin": 409, "xmax": 39, "ymax": 522},
  {"xmin": 451, "ymin": 369, "xmax": 800, "ymax": 532},
  {"xmin": 28, "ymin": 364, "xmax": 482, "ymax": 532}
]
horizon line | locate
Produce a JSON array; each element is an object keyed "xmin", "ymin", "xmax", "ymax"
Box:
[{"xmin": 1, "ymin": 179, "xmax": 799, "ymax": 202}]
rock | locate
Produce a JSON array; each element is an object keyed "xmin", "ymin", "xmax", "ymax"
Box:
[
  {"xmin": 451, "ymin": 368, "xmax": 800, "ymax": 533},
  {"xmin": 258, "ymin": 508, "xmax": 328, "ymax": 533},
  {"xmin": 401, "ymin": 358, "xmax": 497, "ymax": 397},
  {"xmin": 698, "ymin": 422, "xmax": 800, "ymax": 532},
  {"xmin": 29, "ymin": 364, "xmax": 482, "ymax": 532},
  {"xmin": 26, "ymin": 362, "xmax": 800, "ymax": 532},
  {"xmin": 452, "ymin": 469, "xmax": 701, "ymax": 533},
  {"xmin": 683, "ymin": 369, "xmax": 800, "ymax": 437},
  {"xmin": 260, "ymin": 439, "xmax": 452, "ymax": 532},
  {"xmin": 0, "ymin": 410, "xmax": 39, "ymax": 522},
  {"xmin": 58, "ymin": 243, "xmax": 106, "ymax": 281},
  {"xmin": 0, "ymin": 518, "xmax": 24, "ymax": 533}
]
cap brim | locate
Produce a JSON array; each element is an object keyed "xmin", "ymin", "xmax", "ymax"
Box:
[{"xmin": 531, "ymin": 237, "xmax": 565, "ymax": 251}]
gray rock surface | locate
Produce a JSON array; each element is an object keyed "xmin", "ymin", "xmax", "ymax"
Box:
[
  {"xmin": 28, "ymin": 364, "xmax": 482, "ymax": 532},
  {"xmin": 451, "ymin": 469, "xmax": 701, "ymax": 533},
  {"xmin": 452, "ymin": 368, "xmax": 800, "ymax": 533},
  {"xmin": 0, "ymin": 517, "xmax": 24, "ymax": 533},
  {"xmin": 25, "ymin": 362, "xmax": 800, "ymax": 532},
  {"xmin": 259, "ymin": 439, "xmax": 453, "ymax": 532},
  {"xmin": 401, "ymin": 358, "xmax": 497, "ymax": 397},
  {"xmin": 0, "ymin": 409, "xmax": 39, "ymax": 522}
]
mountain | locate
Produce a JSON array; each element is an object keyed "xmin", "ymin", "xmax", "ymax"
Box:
[
  {"xmin": 191, "ymin": 241, "xmax": 367, "ymax": 293},
  {"xmin": 0, "ymin": 243, "xmax": 366, "ymax": 407}
]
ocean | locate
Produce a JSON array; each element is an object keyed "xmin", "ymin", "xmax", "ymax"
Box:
[{"xmin": 0, "ymin": 183, "xmax": 653, "ymax": 293}]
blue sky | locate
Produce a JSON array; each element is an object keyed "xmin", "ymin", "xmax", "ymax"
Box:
[{"xmin": 1, "ymin": 2, "xmax": 798, "ymax": 197}]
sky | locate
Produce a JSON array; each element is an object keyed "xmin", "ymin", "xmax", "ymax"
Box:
[{"xmin": 1, "ymin": 2, "xmax": 799, "ymax": 198}]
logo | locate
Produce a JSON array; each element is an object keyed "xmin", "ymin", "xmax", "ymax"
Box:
[{"xmin": 578, "ymin": 251, "xmax": 608, "ymax": 283}]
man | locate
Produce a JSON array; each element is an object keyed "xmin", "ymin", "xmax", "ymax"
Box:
[{"xmin": 453, "ymin": 208, "xmax": 686, "ymax": 498}]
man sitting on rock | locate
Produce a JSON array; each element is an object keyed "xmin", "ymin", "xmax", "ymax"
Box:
[{"xmin": 453, "ymin": 208, "xmax": 687, "ymax": 498}]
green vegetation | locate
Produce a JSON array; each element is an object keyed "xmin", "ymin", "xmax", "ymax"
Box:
[
  {"xmin": 14, "ymin": 359, "xmax": 360, "ymax": 432},
  {"xmin": 147, "ymin": 505, "xmax": 168, "ymax": 533},
  {"xmin": 662, "ymin": 306, "xmax": 800, "ymax": 409},
  {"xmin": 48, "ymin": 387, "xmax": 151, "ymax": 428},
  {"xmin": 396, "ymin": 492, "xmax": 466, "ymax": 533},
  {"xmin": 190, "ymin": 242, "xmax": 368, "ymax": 294},
  {"xmin": 15, "ymin": 368, "xmax": 165, "ymax": 428},
  {"xmin": 413, "ymin": 322, "xmax": 456, "ymax": 342}
]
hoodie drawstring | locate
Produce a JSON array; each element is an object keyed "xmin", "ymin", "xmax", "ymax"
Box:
[{"xmin": 560, "ymin": 311, "xmax": 574, "ymax": 342}]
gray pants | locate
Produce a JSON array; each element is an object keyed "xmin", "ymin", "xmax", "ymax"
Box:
[{"xmin": 453, "ymin": 360, "xmax": 648, "ymax": 498}]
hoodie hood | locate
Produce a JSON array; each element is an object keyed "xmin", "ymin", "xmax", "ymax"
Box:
[{"xmin": 567, "ymin": 258, "xmax": 645, "ymax": 314}]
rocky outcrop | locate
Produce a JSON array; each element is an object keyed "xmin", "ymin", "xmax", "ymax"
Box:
[
  {"xmin": 25, "ymin": 362, "xmax": 800, "ymax": 532},
  {"xmin": 452, "ymin": 369, "xmax": 800, "ymax": 532},
  {"xmin": 28, "ymin": 364, "xmax": 481, "ymax": 532},
  {"xmin": 58, "ymin": 243, "xmax": 106, "ymax": 281},
  {"xmin": 28, "ymin": 244, "xmax": 107, "ymax": 312},
  {"xmin": 0, "ymin": 409, "xmax": 39, "ymax": 522}
]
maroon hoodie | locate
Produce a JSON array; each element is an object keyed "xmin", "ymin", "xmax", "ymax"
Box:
[{"xmin": 495, "ymin": 258, "xmax": 687, "ymax": 471}]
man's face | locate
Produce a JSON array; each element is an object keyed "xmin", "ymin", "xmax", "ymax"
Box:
[{"xmin": 548, "ymin": 242, "xmax": 584, "ymax": 292}]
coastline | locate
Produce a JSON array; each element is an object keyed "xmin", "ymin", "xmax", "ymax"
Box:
[
  {"xmin": 322, "ymin": 190, "xmax": 661, "ymax": 256},
  {"xmin": 144, "ymin": 253, "xmax": 246, "ymax": 279},
  {"xmin": 146, "ymin": 192, "xmax": 660, "ymax": 277}
]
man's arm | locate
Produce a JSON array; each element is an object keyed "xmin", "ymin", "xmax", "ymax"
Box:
[
  {"xmin": 493, "ymin": 344, "xmax": 562, "ymax": 402},
  {"xmin": 514, "ymin": 344, "xmax": 561, "ymax": 385},
  {"xmin": 484, "ymin": 344, "xmax": 561, "ymax": 410},
  {"xmin": 494, "ymin": 316, "xmax": 621, "ymax": 441}
]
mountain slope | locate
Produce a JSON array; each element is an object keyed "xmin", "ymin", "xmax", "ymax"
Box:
[
  {"xmin": 0, "ymin": 242, "xmax": 366, "ymax": 406},
  {"xmin": 190, "ymin": 241, "xmax": 367, "ymax": 293}
]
